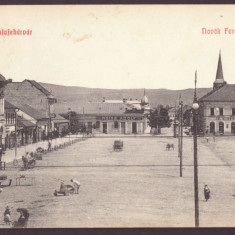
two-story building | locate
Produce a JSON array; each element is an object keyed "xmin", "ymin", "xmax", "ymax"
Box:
[
  {"xmin": 4, "ymin": 79, "xmax": 57, "ymax": 136},
  {"xmin": 198, "ymin": 52, "xmax": 235, "ymax": 135}
]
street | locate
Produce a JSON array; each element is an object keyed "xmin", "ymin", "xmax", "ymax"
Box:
[{"xmin": 1, "ymin": 135, "xmax": 235, "ymax": 227}]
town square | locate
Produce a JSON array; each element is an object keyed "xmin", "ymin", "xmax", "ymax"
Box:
[{"xmin": 0, "ymin": 5, "xmax": 235, "ymax": 228}]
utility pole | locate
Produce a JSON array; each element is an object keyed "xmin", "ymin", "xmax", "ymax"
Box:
[
  {"xmin": 178, "ymin": 94, "xmax": 182, "ymax": 177},
  {"xmin": 15, "ymin": 110, "xmax": 18, "ymax": 158},
  {"xmin": 193, "ymin": 70, "xmax": 199, "ymax": 227},
  {"xmin": 174, "ymin": 102, "xmax": 177, "ymax": 138},
  {"xmin": 180, "ymin": 99, "xmax": 183, "ymax": 177}
]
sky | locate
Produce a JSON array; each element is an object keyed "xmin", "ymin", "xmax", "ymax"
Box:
[{"xmin": 0, "ymin": 5, "xmax": 235, "ymax": 90}]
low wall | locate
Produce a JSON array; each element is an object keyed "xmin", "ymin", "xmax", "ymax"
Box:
[{"xmin": 2, "ymin": 134, "xmax": 84, "ymax": 163}]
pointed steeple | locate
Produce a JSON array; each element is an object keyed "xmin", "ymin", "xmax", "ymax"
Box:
[
  {"xmin": 141, "ymin": 88, "xmax": 149, "ymax": 105},
  {"xmin": 213, "ymin": 50, "xmax": 226, "ymax": 90}
]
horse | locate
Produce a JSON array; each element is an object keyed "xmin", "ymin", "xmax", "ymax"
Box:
[{"xmin": 166, "ymin": 144, "xmax": 174, "ymax": 151}]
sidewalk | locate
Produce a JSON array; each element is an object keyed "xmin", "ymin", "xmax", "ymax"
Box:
[{"xmin": 2, "ymin": 134, "xmax": 84, "ymax": 163}]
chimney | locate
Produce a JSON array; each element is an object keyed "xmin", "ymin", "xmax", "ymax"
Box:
[{"xmin": 103, "ymin": 97, "xmax": 106, "ymax": 102}]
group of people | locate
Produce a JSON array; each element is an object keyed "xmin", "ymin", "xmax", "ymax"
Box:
[
  {"xmin": 22, "ymin": 152, "xmax": 35, "ymax": 169},
  {"xmin": 4, "ymin": 206, "xmax": 29, "ymax": 227},
  {"xmin": 54, "ymin": 179, "xmax": 80, "ymax": 196}
]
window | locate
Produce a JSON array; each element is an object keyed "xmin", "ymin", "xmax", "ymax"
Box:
[
  {"xmin": 219, "ymin": 108, "xmax": 223, "ymax": 116},
  {"xmin": 210, "ymin": 108, "xmax": 214, "ymax": 116},
  {"xmin": 114, "ymin": 121, "xmax": 118, "ymax": 129},
  {"xmin": 96, "ymin": 121, "xmax": 100, "ymax": 129},
  {"xmin": 232, "ymin": 108, "xmax": 235, "ymax": 116}
]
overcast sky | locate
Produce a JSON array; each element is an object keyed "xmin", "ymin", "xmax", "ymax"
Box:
[{"xmin": 0, "ymin": 5, "xmax": 235, "ymax": 90}]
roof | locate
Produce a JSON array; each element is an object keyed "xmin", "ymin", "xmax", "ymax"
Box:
[
  {"xmin": 17, "ymin": 116, "xmax": 36, "ymax": 128},
  {"xmin": 25, "ymin": 80, "xmax": 53, "ymax": 97},
  {"xmin": 0, "ymin": 74, "xmax": 6, "ymax": 82},
  {"xmin": 198, "ymin": 84, "xmax": 235, "ymax": 102},
  {"xmin": 77, "ymin": 102, "xmax": 144, "ymax": 115},
  {"xmin": 53, "ymin": 114, "xmax": 69, "ymax": 124},
  {"xmin": 78, "ymin": 103, "xmax": 127, "ymax": 115},
  {"xmin": 16, "ymin": 103, "xmax": 49, "ymax": 120},
  {"xmin": 215, "ymin": 52, "xmax": 224, "ymax": 83},
  {"xmin": 4, "ymin": 100, "xmax": 18, "ymax": 110}
]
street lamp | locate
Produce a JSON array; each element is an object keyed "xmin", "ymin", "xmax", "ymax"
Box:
[
  {"xmin": 192, "ymin": 71, "xmax": 199, "ymax": 227},
  {"xmin": 179, "ymin": 100, "xmax": 183, "ymax": 177},
  {"xmin": 15, "ymin": 108, "xmax": 19, "ymax": 158}
]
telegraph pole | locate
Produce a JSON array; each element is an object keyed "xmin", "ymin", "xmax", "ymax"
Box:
[
  {"xmin": 15, "ymin": 111, "xmax": 17, "ymax": 158},
  {"xmin": 178, "ymin": 94, "xmax": 183, "ymax": 177},
  {"xmin": 193, "ymin": 70, "xmax": 199, "ymax": 227},
  {"xmin": 180, "ymin": 99, "xmax": 183, "ymax": 177}
]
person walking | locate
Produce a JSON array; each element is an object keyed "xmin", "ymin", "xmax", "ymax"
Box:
[
  {"xmin": 71, "ymin": 179, "xmax": 80, "ymax": 194},
  {"xmin": 204, "ymin": 185, "xmax": 211, "ymax": 201},
  {"xmin": 4, "ymin": 206, "xmax": 11, "ymax": 225}
]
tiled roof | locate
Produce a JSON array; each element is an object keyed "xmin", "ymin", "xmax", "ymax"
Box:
[
  {"xmin": 77, "ymin": 102, "xmax": 144, "ymax": 116},
  {"xmin": 198, "ymin": 84, "xmax": 235, "ymax": 102},
  {"xmin": 78, "ymin": 103, "xmax": 128, "ymax": 115},
  {"xmin": 53, "ymin": 114, "xmax": 69, "ymax": 123},
  {"xmin": 5, "ymin": 100, "xmax": 18, "ymax": 110},
  {"xmin": 16, "ymin": 103, "xmax": 49, "ymax": 120},
  {"xmin": 0, "ymin": 74, "xmax": 6, "ymax": 82},
  {"xmin": 25, "ymin": 80, "xmax": 52, "ymax": 97},
  {"xmin": 17, "ymin": 116, "xmax": 36, "ymax": 128}
]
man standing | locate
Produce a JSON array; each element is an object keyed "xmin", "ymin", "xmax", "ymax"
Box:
[
  {"xmin": 71, "ymin": 179, "xmax": 80, "ymax": 194},
  {"xmin": 0, "ymin": 146, "xmax": 2, "ymax": 170}
]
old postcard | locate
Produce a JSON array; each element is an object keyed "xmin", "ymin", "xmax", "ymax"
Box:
[{"xmin": 0, "ymin": 5, "xmax": 235, "ymax": 228}]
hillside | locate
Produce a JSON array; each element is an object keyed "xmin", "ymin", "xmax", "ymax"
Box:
[{"xmin": 40, "ymin": 82, "xmax": 211, "ymax": 114}]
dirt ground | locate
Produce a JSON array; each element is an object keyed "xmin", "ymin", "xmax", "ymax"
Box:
[{"xmin": 1, "ymin": 135, "xmax": 235, "ymax": 227}]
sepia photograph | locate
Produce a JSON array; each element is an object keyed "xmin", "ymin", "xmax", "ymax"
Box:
[{"xmin": 0, "ymin": 4, "xmax": 235, "ymax": 228}]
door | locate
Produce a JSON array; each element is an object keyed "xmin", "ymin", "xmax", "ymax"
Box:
[
  {"xmin": 103, "ymin": 122, "xmax": 107, "ymax": 134},
  {"xmin": 121, "ymin": 122, "xmax": 125, "ymax": 134},
  {"xmin": 88, "ymin": 122, "xmax": 93, "ymax": 133},
  {"xmin": 132, "ymin": 122, "xmax": 137, "ymax": 134},
  {"xmin": 219, "ymin": 122, "xmax": 224, "ymax": 134},
  {"xmin": 210, "ymin": 122, "xmax": 215, "ymax": 134},
  {"xmin": 232, "ymin": 122, "xmax": 235, "ymax": 134}
]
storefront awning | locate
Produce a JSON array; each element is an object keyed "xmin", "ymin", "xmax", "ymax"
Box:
[{"xmin": 17, "ymin": 117, "xmax": 36, "ymax": 128}]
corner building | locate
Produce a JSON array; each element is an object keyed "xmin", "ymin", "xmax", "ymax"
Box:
[
  {"xmin": 77, "ymin": 94, "xmax": 150, "ymax": 134},
  {"xmin": 198, "ymin": 52, "xmax": 235, "ymax": 135}
]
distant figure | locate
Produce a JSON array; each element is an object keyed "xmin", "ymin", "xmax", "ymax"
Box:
[
  {"xmin": 204, "ymin": 185, "xmax": 211, "ymax": 201},
  {"xmin": 0, "ymin": 146, "xmax": 3, "ymax": 169},
  {"xmin": 4, "ymin": 206, "xmax": 11, "ymax": 225},
  {"xmin": 16, "ymin": 208, "xmax": 29, "ymax": 227},
  {"xmin": 48, "ymin": 139, "xmax": 52, "ymax": 151},
  {"xmin": 206, "ymin": 137, "xmax": 209, "ymax": 143},
  {"xmin": 71, "ymin": 179, "xmax": 80, "ymax": 194}
]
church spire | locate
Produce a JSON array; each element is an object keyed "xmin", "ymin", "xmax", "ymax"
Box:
[{"xmin": 213, "ymin": 50, "xmax": 226, "ymax": 90}]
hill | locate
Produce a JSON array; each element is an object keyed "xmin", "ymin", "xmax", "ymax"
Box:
[{"xmin": 39, "ymin": 82, "xmax": 211, "ymax": 114}]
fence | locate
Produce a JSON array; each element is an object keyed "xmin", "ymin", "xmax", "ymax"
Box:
[{"xmin": 2, "ymin": 134, "xmax": 85, "ymax": 163}]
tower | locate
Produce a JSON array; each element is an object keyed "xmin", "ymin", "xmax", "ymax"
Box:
[
  {"xmin": 141, "ymin": 88, "xmax": 149, "ymax": 106},
  {"xmin": 213, "ymin": 51, "xmax": 227, "ymax": 90}
]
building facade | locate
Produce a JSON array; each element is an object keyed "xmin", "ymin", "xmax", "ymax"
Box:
[
  {"xmin": 4, "ymin": 79, "xmax": 57, "ymax": 134},
  {"xmin": 77, "ymin": 95, "xmax": 151, "ymax": 134},
  {"xmin": 198, "ymin": 52, "xmax": 235, "ymax": 135}
]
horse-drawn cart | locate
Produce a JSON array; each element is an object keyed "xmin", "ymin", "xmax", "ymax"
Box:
[{"xmin": 113, "ymin": 140, "xmax": 123, "ymax": 151}]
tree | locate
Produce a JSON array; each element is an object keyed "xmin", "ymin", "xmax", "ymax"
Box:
[{"xmin": 147, "ymin": 106, "xmax": 171, "ymax": 133}]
